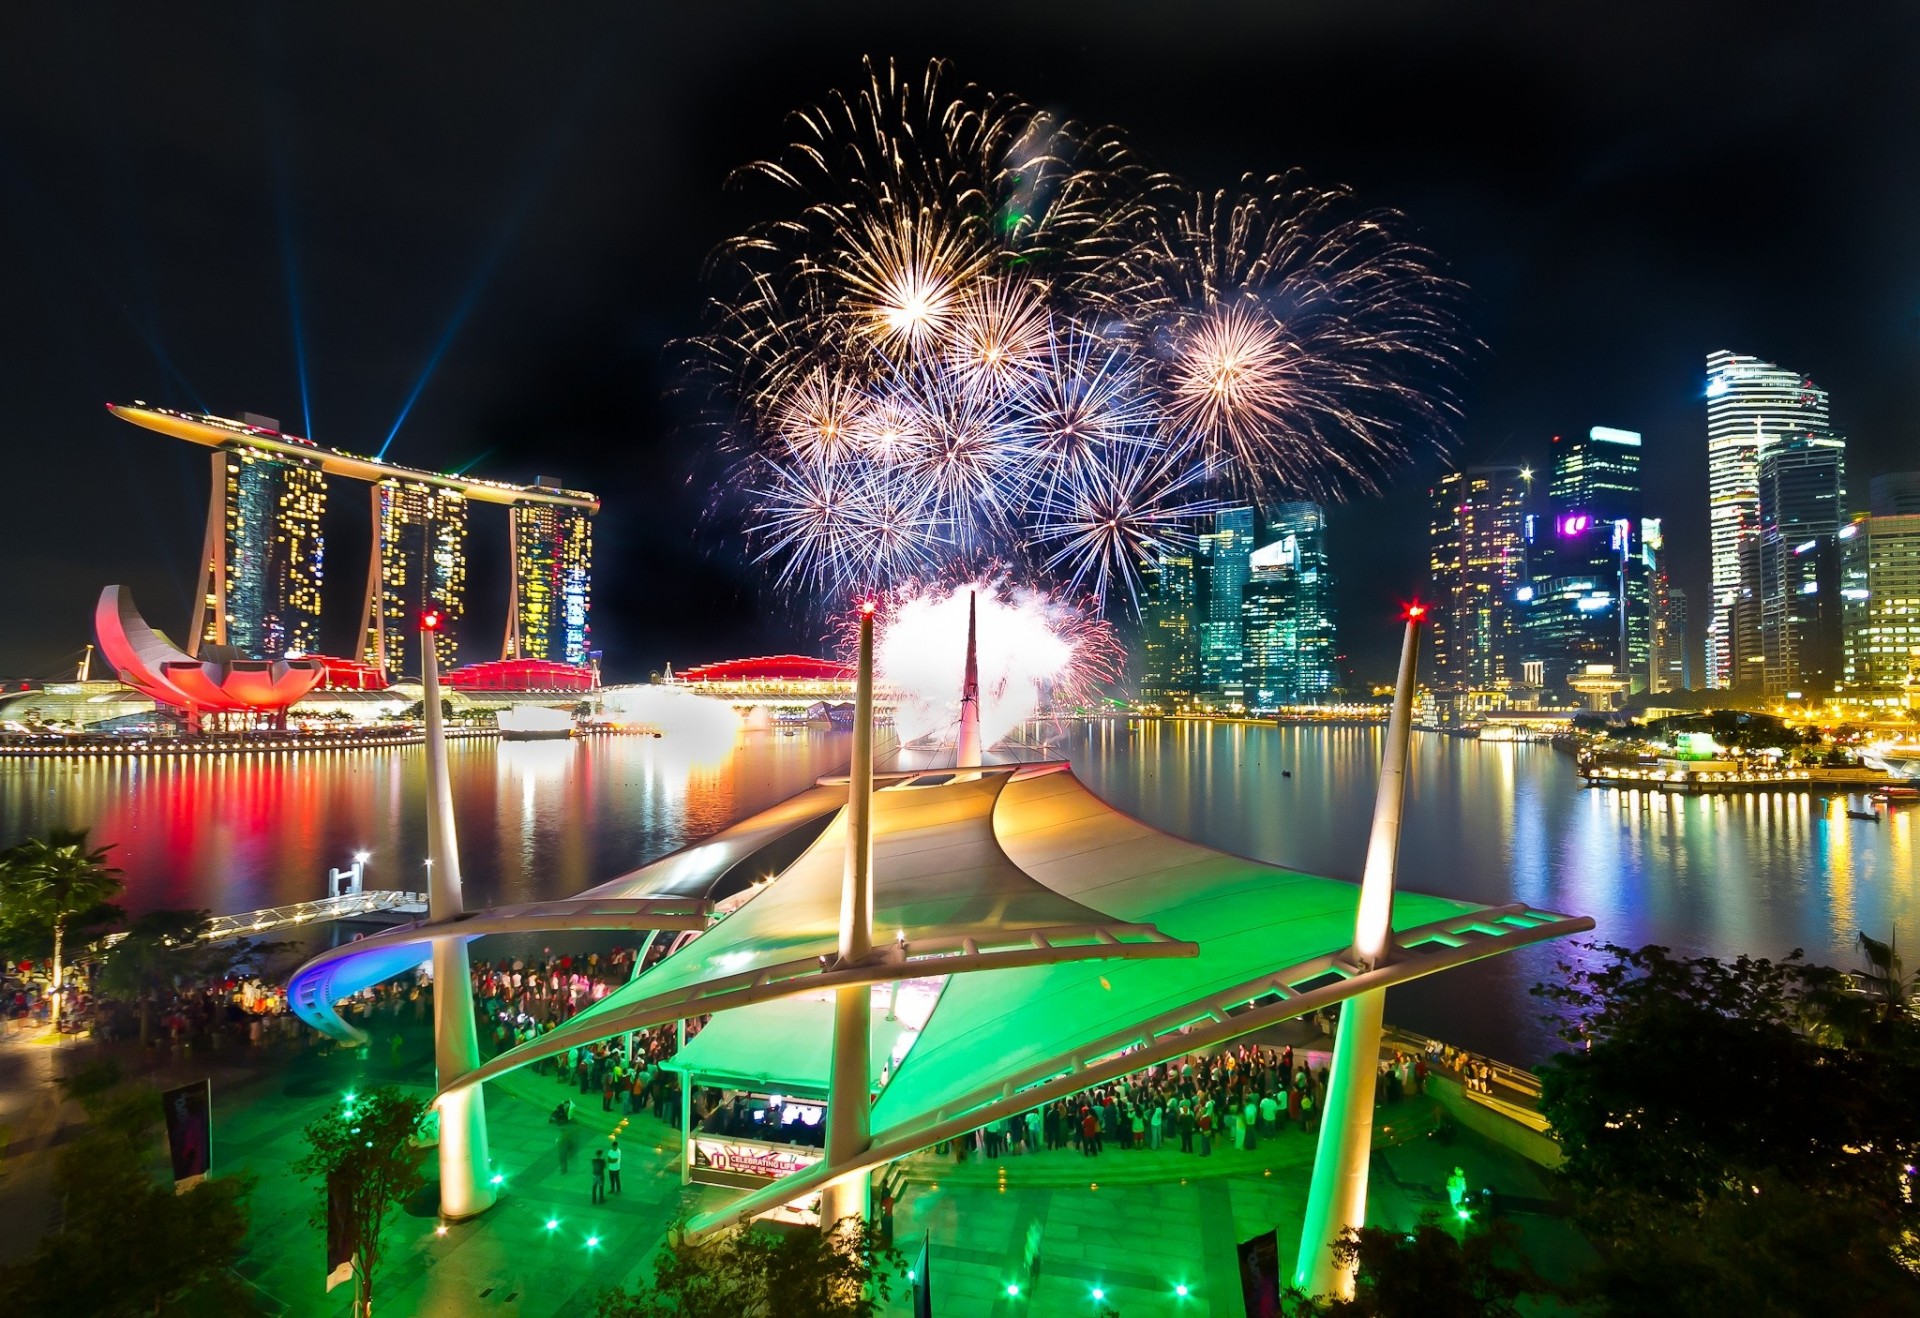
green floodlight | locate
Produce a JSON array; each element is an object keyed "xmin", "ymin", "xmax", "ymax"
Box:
[
  {"xmin": 1006, "ymin": 1283, "xmax": 1020, "ymax": 1298},
  {"xmin": 585, "ymin": 1235, "xmax": 602, "ymax": 1249},
  {"xmin": 1091, "ymin": 1286, "xmax": 1106, "ymax": 1300},
  {"xmin": 1175, "ymin": 1283, "xmax": 1190, "ymax": 1298},
  {"xmin": 489, "ymin": 1173, "xmax": 505, "ymax": 1186},
  {"xmin": 544, "ymin": 1219, "xmax": 559, "ymax": 1231}
]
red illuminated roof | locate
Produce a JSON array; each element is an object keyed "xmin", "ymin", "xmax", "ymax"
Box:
[
  {"xmin": 677, "ymin": 655, "xmax": 855, "ymax": 684},
  {"xmin": 309, "ymin": 654, "xmax": 391, "ymax": 691},
  {"xmin": 443, "ymin": 658, "xmax": 596, "ymax": 692}
]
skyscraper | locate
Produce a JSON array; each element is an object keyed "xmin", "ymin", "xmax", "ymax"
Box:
[
  {"xmin": 191, "ymin": 444, "xmax": 327, "ymax": 660},
  {"xmin": 1140, "ymin": 548, "xmax": 1199, "ymax": 706},
  {"xmin": 1841, "ymin": 509, "xmax": 1920, "ymax": 709},
  {"xmin": 1522, "ymin": 427, "xmax": 1645, "ymax": 690},
  {"xmin": 1197, "ymin": 506, "xmax": 1256, "ymax": 704},
  {"xmin": 506, "ymin": 499, "xmax": 594, "ymax": 666},
  {"xmin": 1757, "ymin": 434, "xmax": 1847, "ymax": 697},
  {"xmin": 1241, "ymin": 502, "xmax": 1337, "ymax": 708},
  {"xmin": 1428, "ymin": 465, "xmax": 1528, "ymax": 687},
  {"xmin": 1705, "ymin": 350, "xmax": 1834, "ymax": 688},
  {"xmin": 363, "ymin": 480, "xmax": 468, "ymax": 674},
  {"xmin": 1650, "ymin": 573, "xmax": 1688, "ymax": 693}
]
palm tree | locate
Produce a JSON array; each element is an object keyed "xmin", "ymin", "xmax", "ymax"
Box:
[
  {"xmin": 0, "ymin": 829, "xmax": 124, "ymax": 1029},
  {"xmin": 1854, "ymin": 930, "xmax": 1912, "ymax": 1022}
]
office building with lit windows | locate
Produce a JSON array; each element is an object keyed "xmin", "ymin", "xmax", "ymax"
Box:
[
  {"xmin": 1428, "ymin": 465, "xmax": 1529, "ymax": 688},
  {"xmin": 1704, "ymin": 350, "xmax": 1834, "ymax": 689},
  {"xmin": 1841, "ymin": 491, "xmax": 1920, "ymax": 708},
  {"xmin": 188, "ymin": 433, "xmax": 327, "ymax": 660},
  {"xmin": 1241, "ymin": 502, "xmax": 1337, "ymax": 708},
  {"xmin": 1521, "ymin": 427, "xmax": 1648, "ymax": 691},
  {"xmin": 1757, "ymin": 434, "xmax": 1847, "ymax": 698},
  {"xmin": 1139, "ymin": 549, "xmax": 1199, "ymax": 706},
  {"xmin": 1197, "ymin": 506, "xmax": 1256, "ymax": 704}
]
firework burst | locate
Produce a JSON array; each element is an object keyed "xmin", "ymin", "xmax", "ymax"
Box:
[{"xmin": 699, "ymin": 62, "xmax": 1466, "ymax": 616}]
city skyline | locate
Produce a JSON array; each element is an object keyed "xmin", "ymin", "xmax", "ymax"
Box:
[{"xmin": 1, "ymin": 7, "xmax": 1916, "ymax": 681}]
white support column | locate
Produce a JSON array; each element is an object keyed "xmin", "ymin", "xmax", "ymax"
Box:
[
  {"xmin": 422, "ymin": 611, "xmax": 497, "ymax": 1221},
  {"xmin": 954, "ymin": 589, "xmax": 982, "ymax": 773},
  {"xmin": 819, "ymin": 601, "xmax": 877, "ymax": 1234},
  {"xmin": 1293, "ymin": 605, "xmax": 1425, "ymax": 1298}
]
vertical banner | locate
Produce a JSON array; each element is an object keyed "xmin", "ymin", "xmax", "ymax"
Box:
[
  {"xmin": 326, "ymin": 1174, "xmax": 358, "ymax": 1293},
  {"xmin": 1238, "ymin": 1229, "xmax": 1280, "ymax": 1318},
  {"xmin": 912, "ymin": 1233, "xmax": 932, "ymax": 1318},
  {"xmin": 160, "ymin": 1079, "xmax": 212, "ymax": 1192}
]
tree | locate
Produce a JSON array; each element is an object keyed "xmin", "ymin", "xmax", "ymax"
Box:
[
  {"xmin": 1854, "ymin": 930, "xmax": 1912, "ymax": 1022},
  {"xmin": 0, "ymin": 827, "xmax": 124, "ymax": 1028},
  {"xmin": 295, "ymin": 1086, "xmax": 430, "ymax": 1318},
  {"xmin": 1532, "ymin": 942, "xmax": 1920, "ymax": 1310},
  {"xmin": 1280, "ymin": 1218, "xmax": 1550, "ymax": 1318},
  {"xmin": 0, "ymin": 1066, "xmax": 256, "ymax": 1315},
  {"xmin": 594, "ymin": 1217, "xmax": 903, "ymax": 1318}
]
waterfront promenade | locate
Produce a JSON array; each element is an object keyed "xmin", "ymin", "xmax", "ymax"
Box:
[{"xmin": 0, "ymin": 1010, "xmax": 1593, "ymax": 1316}]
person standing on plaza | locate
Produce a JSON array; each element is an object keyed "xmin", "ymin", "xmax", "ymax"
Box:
[
  {"xmin": 1149, "ymin": 1100, "xmax": 1164, "ymax": 1150},
  {"xmin": 605, "ymin": 1138, "xmax": 623, "ymax": 1195},
  {"xmin": 590, "ymin": 1148, "xmax": 606, "ymax": 1204},
  {"xmin": 1177, "ymin": 1100, "xmax": 1195, "ymax": 1153},
  {"xmin": 557, "ymin": 1124, "xmax": 577, "ymax": 1175}
]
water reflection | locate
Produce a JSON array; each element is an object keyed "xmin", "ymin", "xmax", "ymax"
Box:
[
  {"xmin": 1058, "ymin": 722, "xmax": 1920, "ymax": 1063},
  {"xmin": 3, "ymin": 721, "xmax": 1912, "ymax": 1065}
]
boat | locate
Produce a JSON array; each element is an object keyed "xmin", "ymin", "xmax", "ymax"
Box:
[
  {"xmin": 1847, "ymin": 809, "xmax": 1880, "ymax": 822},
  {"xmin": 496, "ymin": 705, "xmax": 574, "ymax": 741}
]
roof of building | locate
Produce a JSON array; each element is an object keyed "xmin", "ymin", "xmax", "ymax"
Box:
[
  {"xmin": 108, "ymin": 403, "xmax": 599, "ymax": 511},
  {"xmin": 676, "ymin": 655, "xmax": 856, "ymax": 684}
]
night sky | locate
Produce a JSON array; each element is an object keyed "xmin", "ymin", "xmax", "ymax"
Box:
[{"xmin": 3, "ymin": 3, "xmax": 1915, "ymax": 683}]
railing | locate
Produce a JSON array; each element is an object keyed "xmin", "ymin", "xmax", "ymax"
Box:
[{"xmin": 202, "ymin": 890, "xmax": 429, "ymax": 941}]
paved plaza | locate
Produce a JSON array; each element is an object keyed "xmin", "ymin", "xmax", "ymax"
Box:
[{"xmin": 0, "ymin": 1018, "xmax": 1593, "ymax": 1316}]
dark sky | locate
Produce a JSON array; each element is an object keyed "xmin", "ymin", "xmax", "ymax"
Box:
[{"xmin": 3, "ymin": 3, "xmax": 1915, "ymax": 683}]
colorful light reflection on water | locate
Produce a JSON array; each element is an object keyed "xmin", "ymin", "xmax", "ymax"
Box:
[
  {"xmin": 0, "ymin": 721, "xmax": 1910, "ymax": 1064},
  {"xmin": 1060, "ymin": 721, "xmax": 1916, "ymax": 1062}
]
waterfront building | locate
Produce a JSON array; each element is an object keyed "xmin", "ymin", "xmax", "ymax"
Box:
[
  {"xmin": 1242, "ymin": 502, "xmax": 1337, "ymax": 708},
  {"xmin": 1197, "ymin": 506, "xmax": 1256, "ymax": 704},
  {"xmin": 366, "ymin": 480, "xmax": 468, "ymax": 674},
  {"xmin": 1522, "ymin": 427, "xmax": 1649, "ymax": 691},
  {"xmin": 1841, "ymin": 509, "xmax": 1920, "ymax": 709},
  {"xmin": 109, "ymin": 404, "xmax": 599, "ymax": 680},
  {"xmin": 1757, "ymin": 435, "xmax": 1847, "ymax": 697},
  {"xmin": 506, "ymin": 498, "xmax": 594, "ymax": 666},
  {"xmin": 1704, "ymin": 351, "xmax": 1834, "ymax": 688},
  {"xmin": 206, "ymin": 440, "xmax": 326, "ymax": 659},
  {"xmin": 1427, "ymin": 465, "xmax": 1528, "ymax": 688},
  {"xmin": 1139, "ymin": 548, "xmax": 1198, "ymax": 706}
]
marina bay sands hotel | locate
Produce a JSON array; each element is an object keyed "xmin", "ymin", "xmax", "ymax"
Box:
[{"xmin": 110, "ymin": 404, "xmax": 599, "ymax": 677}]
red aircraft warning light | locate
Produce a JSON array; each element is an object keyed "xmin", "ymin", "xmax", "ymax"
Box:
[
  {"xmin": 1403, "ymin": 602, "xmax": 1428, "ymax": 621},
  {"xmin": 420, "ymin": 608, "xmax": 444, "ymax": 632},
  {"xmin": 859, "ymin": 598, "xmax": 878, "ymax": 617}
]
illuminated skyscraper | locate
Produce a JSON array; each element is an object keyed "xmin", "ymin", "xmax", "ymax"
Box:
[
  {"xmin": 1841, "ymin": 506, "xmax": 1920, "ymax": 709},
  {"xmin": 1241, "ymin": 502, "xmax": 1337, "ymax": 708},
  {"xmin": 1197, "ymin": 506, "xmax": 1256, "ymax": 703},
  {"xmin": 1705, "ymin": 350, "xmax": 1834, "ymax": 688},
  {"xmin": 189, "ymin": 434, "xmax": 327, "ymax": 660},
  {"xmin": 1139, "ymin": 548, "xmax": 1198, "ymax": 706},
  {"xmin": 1428, "ymin": 465, "xmax": 1529, "ymax": 687},
  {"xmin": 506, "ymin": 499, "xmax": 594, "ymax": 666},
  {"xmin": 1757, "ymin": 435, "xmax": 1847, "ymax": 697},
  {"xmin": 363, "ymin": 480, "xmax": 468, "ymax": 674},
  {"xmin": 1521, "ymin": 428, "xmax": 1646, "ymax": 690}
]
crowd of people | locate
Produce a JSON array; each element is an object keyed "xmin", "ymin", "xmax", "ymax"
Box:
[{"xmin": 938, "ymin": 1041, "xmax": 1432, "ymax": 1163}]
